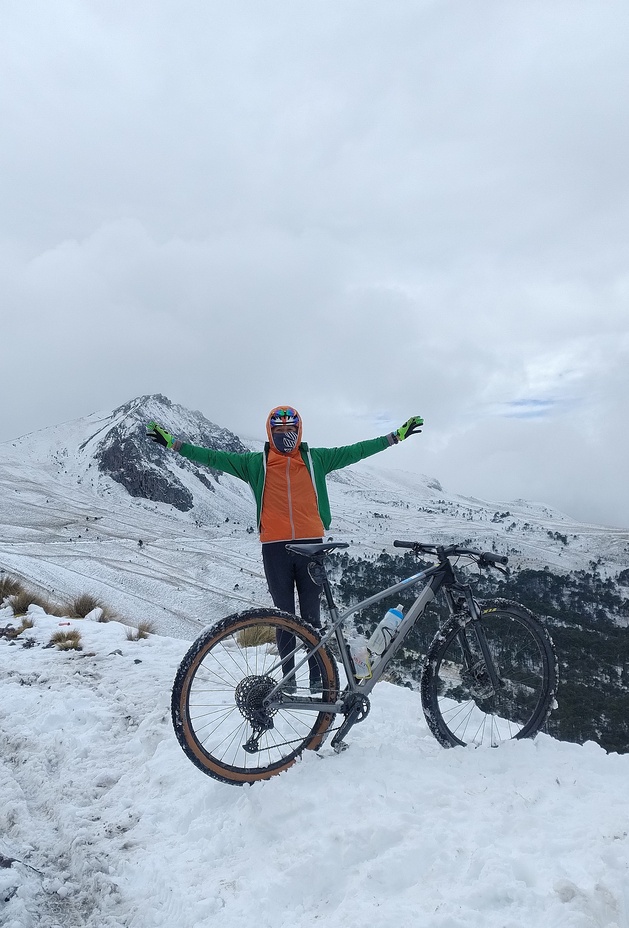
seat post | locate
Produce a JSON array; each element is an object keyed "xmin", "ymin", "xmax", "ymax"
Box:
[
  {"xmin": 321, "ymin": 571, "xmax": 337, "ymax": 612},
  {"xmin": 308, "ymin": 558, "xmax": 337, "ymax": 612}
]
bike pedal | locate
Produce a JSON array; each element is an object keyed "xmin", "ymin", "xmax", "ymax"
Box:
[{"xmin": 333, "ymin": 741, "xmax": 350, "ymax": 754}]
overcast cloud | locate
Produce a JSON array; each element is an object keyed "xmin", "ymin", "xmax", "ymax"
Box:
[{"xmin": 2, "ymin": 0, "xmax": 628, "ymax": 528}]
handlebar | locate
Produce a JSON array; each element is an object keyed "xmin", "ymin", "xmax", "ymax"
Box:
[
  {"xmin": 393, "ymin": 540, "xmax": 508, "ymax": 570},
  {"xmin": 478, "ymin": 551, "xmax": 509, "ymax": 566}
]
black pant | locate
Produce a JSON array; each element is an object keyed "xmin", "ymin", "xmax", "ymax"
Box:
[{"xmin": 262, "ymin": 539, "xmax": 322, "ymax": 682}]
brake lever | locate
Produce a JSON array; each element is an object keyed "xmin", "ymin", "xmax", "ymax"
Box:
[{"xmin": 477, "ymin": 556, "xmax": 509, "ymax": 577}]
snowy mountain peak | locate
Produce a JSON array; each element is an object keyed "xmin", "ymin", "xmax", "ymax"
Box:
[
  {"xmin": 5, "ymin": 394, "xmax": 248, "ymax": 513},
  {"xmin": 87, "ymin": 394, "xmax": 247, "ymax": 512}
]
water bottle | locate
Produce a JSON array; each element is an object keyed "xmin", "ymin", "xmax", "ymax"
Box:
[
  {"xmin": 350, "ymin": 636, "xmax": 372, "ymax": 680},
  {"xmin": 367, "ymin": 604, "xmax": 404, "ymax": 655}
]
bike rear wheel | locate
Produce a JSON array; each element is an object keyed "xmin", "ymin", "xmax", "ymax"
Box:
[
  {"xmin": 172, "ymin": 609, "xmax": 339, "ymax": 785},
  {"xmin": 420, "ymin": 599, "xmax": 557, "ymax": 748}
]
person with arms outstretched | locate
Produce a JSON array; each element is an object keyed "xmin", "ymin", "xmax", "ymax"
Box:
[{"xmin": 147, "ymin": 406, "xmax": 423, "ymax": 688}]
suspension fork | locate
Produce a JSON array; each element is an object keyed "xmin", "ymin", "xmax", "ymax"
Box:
[{"xmin": 445, "ymin": 586, "xmax": 502, "ymax": 691}]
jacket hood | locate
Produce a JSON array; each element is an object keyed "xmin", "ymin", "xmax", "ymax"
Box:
[{"xmin": 266, "ymin": 405, "xmax": 303, "ymax": 452}]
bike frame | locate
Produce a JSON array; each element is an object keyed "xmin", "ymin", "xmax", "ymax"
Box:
[{"xmin": 264, "ymin": 554, "xmax": 484, "ymax": 715}]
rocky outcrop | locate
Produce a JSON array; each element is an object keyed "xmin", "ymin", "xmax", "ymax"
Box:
[
  {"xmin": 97, "ymin": 435, "xmax": 195, "ymax": 511},
  {"xmin": 94, "ymin": 394, "xmax": 249, "ymax": 512}
]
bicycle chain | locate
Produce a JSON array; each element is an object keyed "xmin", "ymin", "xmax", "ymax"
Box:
[
  {"xmin": 243, "ymin": 694, "xmax": 368, "ymax": 753},
  {"xmin": 245, "ymin": 720, "xmax": 346, "ymax": 752}
]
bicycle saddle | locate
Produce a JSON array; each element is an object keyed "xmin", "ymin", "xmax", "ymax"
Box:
[{"xmin": 285, "ymin": 542, "xmax": 350, "ymax": 557}]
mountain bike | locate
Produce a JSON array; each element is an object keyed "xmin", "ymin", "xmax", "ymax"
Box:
[{"xmin": 172, "ymin": 541, "xmax": 557, "ymax": 786}]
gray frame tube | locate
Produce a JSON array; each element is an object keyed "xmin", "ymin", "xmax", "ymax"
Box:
[
  {"xmin": 266, "ymin": 565, "xmax": 441, "ymax": 704},
  {"xmin": 356, "ymin": 581, "xmax": 437, "ymax": 693}
]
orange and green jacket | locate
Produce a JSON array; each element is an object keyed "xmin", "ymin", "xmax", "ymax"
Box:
[{"xmin": 177, "ymin": 432, "xmax": 393, "ymax": 541}]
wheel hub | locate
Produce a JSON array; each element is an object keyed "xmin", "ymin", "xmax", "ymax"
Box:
[{"xmin": 462, "ymin": 663, "xmax": 495, "ymax": 700}]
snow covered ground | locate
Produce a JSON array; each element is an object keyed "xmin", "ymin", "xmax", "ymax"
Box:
[{"xmin": 2, "ymin": 608, "xmax": 628, "ymax": 928}]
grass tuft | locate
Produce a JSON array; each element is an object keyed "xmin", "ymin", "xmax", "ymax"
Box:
[
  {"xmin": 8, "ymin": 589, "xmax": 51, "ymax": 617},
  {"xmin": 125, "ymin": 620, "xmax": 155, "ymax": 642},
  {"xmin": 0, "ymin": 616, "xmax": 35, "ymax": 641},
  {"xmin": 68, "ymin": 594, "xmax": 101, "ymax": 617},
  {"xmin": 64, "ymin": 594, "xmax": 113, "ymax": 622},
  {"xmin": 48, "ymin": 629, "xmax": 82, "ymax": 651},
  {"xmin": 237, "ymin": 625, "xmax": 277, "ymax": 648},
  {"xmin": 0, "ymin": 576, "xmax": 25, "ymax": 604}
]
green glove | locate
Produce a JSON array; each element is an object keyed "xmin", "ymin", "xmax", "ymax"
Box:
[
  {"xmin": 146, "ymin": 421, "xmax": 175, "ymax": 449},
  {"xmin": 394, "ymin": 416, "xmax": 424, "ymax": 442}
]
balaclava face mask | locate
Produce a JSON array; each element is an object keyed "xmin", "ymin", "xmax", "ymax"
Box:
[{"xmin": 267, "ymin": 406, "xmax": 302, "ymax": 454}]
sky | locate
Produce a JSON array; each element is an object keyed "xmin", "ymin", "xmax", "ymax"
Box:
[{"xmin": 2, "ymin": 0, "xmax": 628, "ymax": 529}]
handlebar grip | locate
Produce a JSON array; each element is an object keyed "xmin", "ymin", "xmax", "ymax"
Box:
[
  {"xmin": 393, "ymin": 540, "xmax": 416, "ymax": 549},
  {"xmin": 482, "ymin": 552, "xmax": 509, "ymax": 565}
]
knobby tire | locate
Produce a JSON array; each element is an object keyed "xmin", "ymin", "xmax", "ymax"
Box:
[
  {"xmin": 420, "ymin": 599, "xmax": 557, "ymax": 748},
  {"xmin": 172, "ymin": 609, "xmax": 339, "ymax": 785}
]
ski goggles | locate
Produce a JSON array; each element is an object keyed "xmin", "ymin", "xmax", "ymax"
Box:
[{"xmin": 269, "ymin": 408, "xmax": 300, "ymax": 428}]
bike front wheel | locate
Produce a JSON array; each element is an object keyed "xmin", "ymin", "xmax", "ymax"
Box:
[
  {"xmin": 172, "ymin": 609, "xmax": 339, "ymax": 785},
  {"xmin": 420, "ymin": 599, "xmax": 557, "ymax": 748}
]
